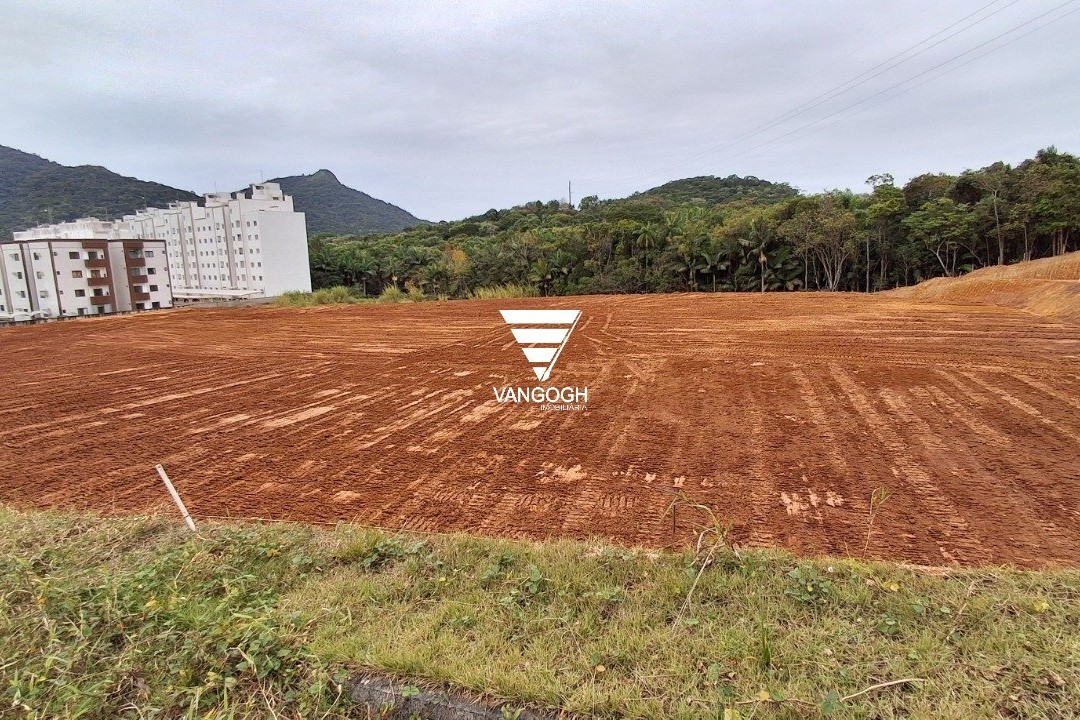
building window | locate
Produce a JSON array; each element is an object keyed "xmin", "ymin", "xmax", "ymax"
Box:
[
  {"xmin": 147, "ymin": 268, "xmax": 156, "ymax": 275},
  {"xmin": 14, "ymin": 271, "xmax": 22, "ymax": 280},
  {"xmin": 74, "ymin": 289, "xmax": 86, "ymax": 297},
  {"xmin": 33, "ymin": 252, "xmax": 41, "ymax": 260},
  {"xmin": 72, "ymin": 270, "xmax": 83, "ymax": 278},
  {"xmin": 69, "ymin": 251, "xmax": 80, "ymax": 259},
  {"xmin": 149, "ymin": 284, "xmax": 158, "ymax": 291},
  {"xmin": 36, "ymin": 271, "xmax": 45, "ymax": 279}
]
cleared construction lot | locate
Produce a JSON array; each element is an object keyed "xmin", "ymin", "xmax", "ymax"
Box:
[{"xmin": 1, "ymin": 284, "xmax": 1078, "ymax": 568}]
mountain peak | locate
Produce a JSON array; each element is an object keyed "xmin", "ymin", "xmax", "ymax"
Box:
[
  {"xmin": 310, "ymin": 169, "xmax": 340, "ymax": 183},
  {"xmin": 269, "ymin": 170, "xmax": 423, "ymax": 234}
]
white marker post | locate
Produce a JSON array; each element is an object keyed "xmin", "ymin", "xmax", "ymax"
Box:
[{"xmin": 155, "ymin": 464, "xmax": 197, "ymax": 532}]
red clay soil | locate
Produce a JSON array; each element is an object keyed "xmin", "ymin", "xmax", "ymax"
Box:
[
  {"xmin": 1, "ymin": 293, "xmax": 1078, "ymax": 568},
  {"xmin": 887, "ymin": 250, "xmax": 1080, "ymax": 325}
]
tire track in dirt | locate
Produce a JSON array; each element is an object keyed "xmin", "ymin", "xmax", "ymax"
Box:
[
  {"xmin": 2, "ymin": 294, "xmax": 1078, "ymax": 567},
  {"xmin": 829, "ymin": 366, "xmax": 986, "ymax": 564}
]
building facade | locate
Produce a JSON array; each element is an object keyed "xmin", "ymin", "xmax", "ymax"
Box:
[
  {"xmin": 11, "ymin": 182, "xmax": 311, "ymax": 305},
  {"xmin": 0, "ymin": 238, "xmax": 171, "ymax": 320}
]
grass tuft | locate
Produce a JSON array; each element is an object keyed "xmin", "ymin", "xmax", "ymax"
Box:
[
  {"xmin": 376, "ymin": 286, "xmax": 408, "ymax": 304},
  {"xmin": 277, "ymin": 286, "xmax": 365, "ymax": 306},
  {"xmin": 2, "ymin": 506, "xmax": 1078, "ymax": 719},
  {"xmin": 470, "ymin": 284, "xmax": 540, "ymax": 299}
]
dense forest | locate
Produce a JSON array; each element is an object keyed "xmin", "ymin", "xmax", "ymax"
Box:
[{"xmin": 308, "ymin": 147, "xmax": 1080, "ymax": 297}]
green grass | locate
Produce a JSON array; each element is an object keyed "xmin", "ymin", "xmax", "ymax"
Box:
[
  {"xmin": 277, "ymin": 286, "xmax": 367, "ymax": 307},
  {"xmin": 375, "ymin": 286, "xmax": 408, "ymax": 304},
  {"xmin": 2, "ymin": 507, "xmax": 1078, "ymax": 719},
  {"xmin": 470, "ymin": 283, "xmax": 540, "ymax": 299},
  {"xmin": 276, "ymin": 283, "xmax": 537, "ymax": 307},
  {"xmin": 0, "ymin": 508, "xmax": 350, "ymax": 719}
]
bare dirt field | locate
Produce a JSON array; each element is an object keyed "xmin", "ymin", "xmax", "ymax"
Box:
[{"xmin": 2, "ymin": 286, "xmax": 1078, "ymax": 568}]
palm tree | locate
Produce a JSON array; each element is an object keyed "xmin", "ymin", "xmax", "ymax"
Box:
[
  {"xmin": 528, "ymin": 257, "xmax": 553, "ymax": 296},
  {"xmin": 635, "ymin": 222, "xmax": 661, "ymax": 278},
  {"xmin": 747, "ymin": 218, "xmax": 775, "ymax": 292},
  {"xmin": 696, "ymin": 246, "xmax": 725, "ymax": 292}
]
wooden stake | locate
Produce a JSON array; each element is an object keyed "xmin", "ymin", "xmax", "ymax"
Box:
[{"xmin": 155, "ymin": 464, "xmax": 197, "ymax": 532}]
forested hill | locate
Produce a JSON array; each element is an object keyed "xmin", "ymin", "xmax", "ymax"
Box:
[
  {"xmin": 636, "ymin": 174, "xmax": 798, "ymax": 205},
  {"xmin": 0, "ymin": 145, "xmax": 198, "ymax": 239},
  {"xmin": 0, "ymin": 145, "xmax": 425, "ymax": 240},
  {"xmin": 270, "ymin": 169, "xmax": 423, "ymax": 235},
  {"xmin": 308, "ymin": 146, "xmax": 1080, "ymax": 299}
]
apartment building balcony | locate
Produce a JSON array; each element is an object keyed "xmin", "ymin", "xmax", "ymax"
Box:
[
  {"xmin": 131, "ymin": 292, "xmax": 151, "ymax": 302},
  {"xmin": 87, "ymin": 276, "xmax": 109, "ymax": 287},
  {"xmin": 85, "ymin": 258, "xmax": 108, "ymax": 269},
  {"xmin": 127, "ymin": 258, "xmax": 146, "ymax": 268},
  {"xmin": 89, "ymin": 295, "xmax": 111, "ymax": 306}
]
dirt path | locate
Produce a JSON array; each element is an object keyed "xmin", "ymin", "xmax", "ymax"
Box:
[{"xmin": 2, "ymin": 293, "xmax": 1078, "ymax": 567}]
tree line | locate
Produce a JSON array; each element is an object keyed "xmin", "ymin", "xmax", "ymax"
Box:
[{"xmin": 308, "ymin": 147, "xmax": 1079, "ymax": 297}]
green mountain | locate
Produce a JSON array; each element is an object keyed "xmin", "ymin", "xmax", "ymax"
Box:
[
  {"xmin": 636, "ymin": 174, "xmax": 798, "ymax": 205},
  {"xmin": 269, "ymin": 169, "xmax": 423, "ymax": 235},
  {"xmin": 0, "ymin": 145, "xmax": 199, "ymax": 239},
  {"xmin": 0, "ymin": 145, "xmax": 425, "ymax": 240}
]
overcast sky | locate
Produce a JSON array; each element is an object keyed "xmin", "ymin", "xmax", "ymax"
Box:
[{"xmin": 2, "ymin": 0, "xmax": 1078, "ymax": 221}]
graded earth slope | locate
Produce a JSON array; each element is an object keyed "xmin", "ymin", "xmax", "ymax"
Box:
[
  {"xmin": 1, "ymin": 292, "xmax": 1078, "ymax": 568},
  {"xmin": 887, "ymin": 251, "xmax": 1080, "ymax": 325}
]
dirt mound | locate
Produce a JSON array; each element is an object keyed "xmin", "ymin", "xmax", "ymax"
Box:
[
  {"xmin": 887, "ymin": 252, "xmax": 1080, "ymax": 325},
  {"xmin": 1, "ymin": 294, "xmax": 1078, "ymax": 568}
]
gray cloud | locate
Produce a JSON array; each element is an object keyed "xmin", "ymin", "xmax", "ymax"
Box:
[{"xmin": 1, "ymin": 0, "xmax": 1077, "ymax": 220}]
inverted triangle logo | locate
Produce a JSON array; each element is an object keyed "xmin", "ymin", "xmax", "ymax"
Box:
[{"xmin": 499, "ymin": 309, "xmax": 581, "ymax": 382}]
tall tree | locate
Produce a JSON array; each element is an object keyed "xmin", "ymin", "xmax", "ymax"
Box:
[{"xmin": 902, "ymin": 198, "xmax": 974, "ymax": 277}]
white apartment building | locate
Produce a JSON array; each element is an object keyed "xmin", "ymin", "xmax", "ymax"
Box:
[
  {"xmin": 12, "ymin": 182, "xmax": 311, "ymax": 303},
  {"xmin": 0, "ymin": 238, "xmax": 171, "ymax": 321}
]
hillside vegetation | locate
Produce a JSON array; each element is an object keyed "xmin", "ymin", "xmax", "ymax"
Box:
[
  {"xmin": 309, "ymin": 147, "xmax": 1080, "ymax": 300},
  {"xmin": 638, "ymin": 174, "xmax": 798, "ymax": 205},
  {"xmin": 2, "ymin": 507, "xmax": 1077, "ymax": 719},
  {"xmin": 0, "ymin": 145, "xmax": 425, "ymax": 240},
  {"xmin": 270, "ymin": 169, "xmax": 423, "ymax": 235},
  {"xmin": 0, "ymin": 145, "xmax": 198, "ymax": 239}
]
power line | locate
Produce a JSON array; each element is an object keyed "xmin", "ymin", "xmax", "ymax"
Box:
[
  {"xmin": 582, "ymin": 0, "xmax": 1074, "ymax": 196},
  {"xmin": 717, "ymin": 2, "xmax": 1080, "ymax": 168},
  {"xmin": 632, "ymin": 0, "xmax": 1021, "ymax": 183},
  {"xmin": 712, "ymin": 0, "xmax": 1079, "ymax": 167}
]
